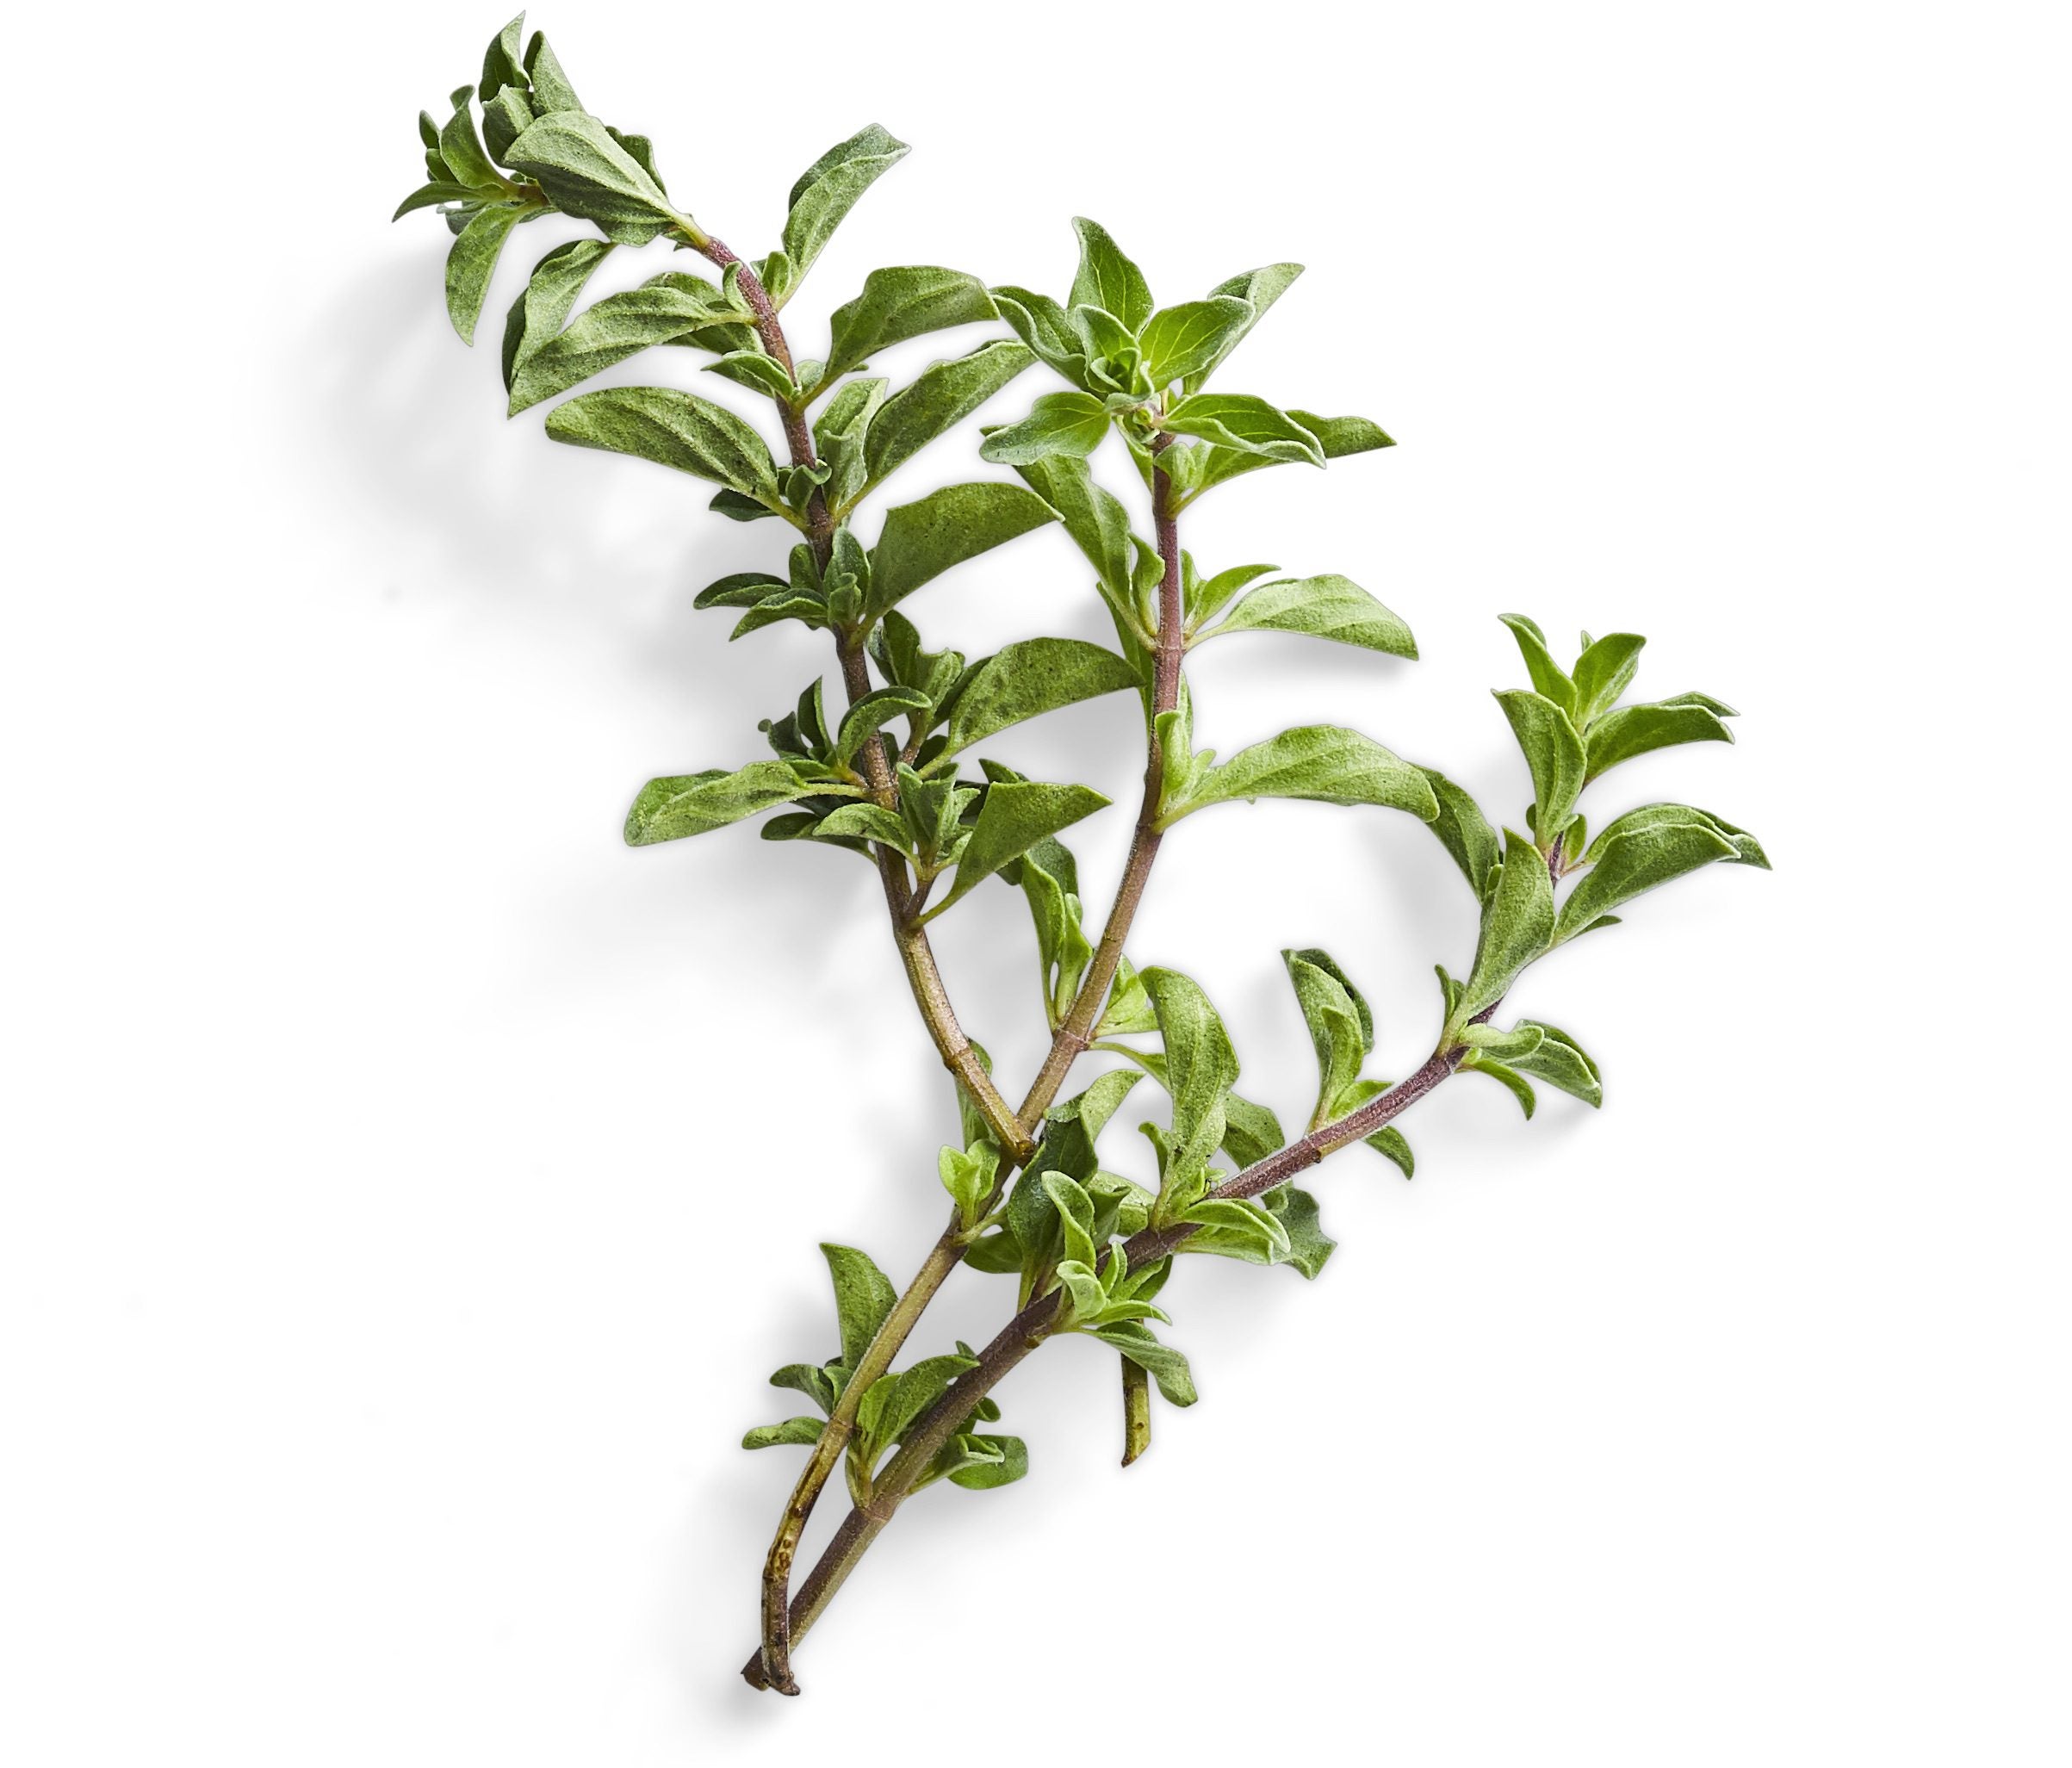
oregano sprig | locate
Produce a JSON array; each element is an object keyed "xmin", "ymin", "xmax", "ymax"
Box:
[{"xmin": 393, "ymin": 17, "xmax": 1769, "ymax": 1698}]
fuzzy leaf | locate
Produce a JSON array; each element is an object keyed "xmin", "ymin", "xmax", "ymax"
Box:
[
  {"xmin": 1170, "ymin": 726, "xmax": 1437, "ymax": 822},
  {"xmin": 943, "ymin": 1433, "xmax": 1029, "ymax": 1490},
  {"xmin": 741, "ymin": 1417, "xmax": 825, "ymax": 1450},
  {"xmin": 1506, "ymin": 1020, "xmax": 1604, "ymax": 1107},
  {"xmin": 623, "ymin": 761, "xmax": 827, "ymax": 845},
  {"xmin": 1585, "ymin": 695, "xmax": 1739, "ymax": 779},
  {"xmin": 1139, "ymin": 296, "xmax": 1254, "ymax": 388},
  {"xmin": 1069, "ymin": 218, "xmax": 1153, "ymax": 332},
  {"xmin": 1163, "ymin": 393, "xmax": 1324, "ymax": 464},
  {"xmin": 940, "ymin": 639, "xmax": 1137, "ymax": 757},
  {"xmin": 503, "ymin": 109, "xmax": 682, "ymax": 244},
  {"xmin": 1460, "ymin": 828, "xmax": 1556, "ymax": 1017},
  {"xmin": 500, "ymin": 238, "xmax": 615, "ymax": 391},
  {"xmin": 1262, "ymin": 1183, "xmax": 1337, "ymax": 1278},
  {"xmin": 1141, "ymin": 968, "xmax": 1238, "ymax": 1203},
  {"xmin": 444, "ymin": 204, "xmax": 524, "ymax": 344},
  {"xmin": 825, "ymin": 264, "xmax": 997, "ymax": 380},
  {"xmin": 860, "ymin": 340, "xmax": 1035, "ymax": 493},
  {"xmin": 1493, "ymin": 689, "xmax": 1587, "ymax": 845},
  {"xmin": 1089, "ymin": 1323, "xmax": 1195, "ymax": 1406},
  {"xmin": 978, "ymin": 392, "xmax": 1111, "ymax": 465},
  {"xmin": 867, "ymin": 481, "xmax": 1058, "ymax": 617},
  {"xmin": 821, "ymin": 1243, "xmax": 896, "ymax": 1368},
  {"xmin": 1557, "ymin": 817, "xmax": 1742, "ymax": 940},
  {"xmin": 1185, "ymin": 263, "xmax": 1303, "ymax": 388},
  {"xmin": 1418, "ymin": 766, "xmax": 1501, "ymax": 900},
  {"xmin": 1498, "ymin": 614, "xmax": 1579, "ymax": 717},
  {"xmin": 1572, "ymin": 632, "xmax": 1647, "ymax": 724},
  {"xmin": 1464, "ymin": 1056, "xmax": 1536, "ymax": 1118},
  {"xmin": 781, "ymin": 124, "xmax": 909, "ymax": 287},
  {"xmin": 1205, "ymin": 574, "xmax": 1417, "ymax": 657},
  {"xmin": 546, "ymin": 386, "xmax": 780, "ymax": 506},
  {"xmin": 1282, "ymin": 949, "xmax": 1371, "ymax": 1128},
  {"xmin": 509, "ymin": 278, "xmax": 744, "ymax": 412},
  {"xmin": 928, "ymin": 782, "xmax": 1109, "ymax": 916}
]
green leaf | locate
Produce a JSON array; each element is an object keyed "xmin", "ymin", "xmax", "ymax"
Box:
[
  {"xmin": 1186, "ymin": 262, "xmax": 1303, "ymax": 389},
  {"xmin": 942, "ymin": 1433, "xmax": 1029, "ymax": 1490},
  {"xmin": 704, "ymin": 350, "xmax": 798, "ymax": 401},
  {"xmin": 1585, "ymin": 802, "xmax": 1770, "ymax": 870},
  {"xmin": 1418, "ymin": 767, "xmax": 1501, "ymax": 901},
  {"xmin": 1179, "ymin": 1196, "xmax": 1291, "ymax": 1266},
  {"xmin": 1262, "ymin": 1183, "xmax": 1337, "ymax": 1278},
  {"xmin": 545, "ymin": 386, "xmax": 781, "ymax": 506},
  {"xmin": 1167, "ymin": 726, "xmax": 1438, "ymax": 824},
  {"xmin": 1493, "ymin": 689, "xmax": 1587, "ymax": 846},
  {"xmin": 1139, "ymin": 296, "xmax": 1253, "ymax": 388},
  {"xmin": 437, "ymin": 90, "xmax": 500, "ymax": 190},
  {"xmin": 1282, "ymin": 948, "xmax": 1371, "ymax": 1129},
  {"xmin": 1498, "ymin": 614, "xmax": 1578, "ymax": 717},
  {"xmin": 1585, "ymin": 695, "xmax": 1739, "ymax": 779},
  {"xmin": 867, "ymin": 1352, "xmax": 978, "ymax": 1455},
  {"xmin": 940, "ymin": 639, "xmax": 1137, "ymax": 757},
  {"xmin": 834, "ymin": 686, "xmax": 932, "ymax": 767},
  {"xmin": 1006, "ymin": 837, "xmax": 1092, "ymax": 1025},
  {"xmin": 814, "ymin": 376, "xmax": 889, "ymax": 512},
  {"xmin": 1460, "ymin": 828, "xmax": 1556, "ymax": 1019},
  {"xmin": 1366, "ymin": 1124, "xmax": 1415, "ymax": 1178},
  {"xmin": 1218, "ymin": 1088, "xmax": 1287, "ymax": 1168},
  {"xmin": 977, "ymin": 392, "xmax": 1111, "ymax": 465},
  {"xmin": 394, "ymin": 180, "xmax": 481, "ymax": 220},
  {"xmin": 821, "ymin": 1243, "xmax": 896, "ymax": 1368},
  {"xmin": 781, "ymin": 125, "xmax": 909, "ymax": 288},
  {"xmin": 1463, "ymin": 1055, "xmax": 1536, "ymax": 1118},
  {"xmin": 444, "ymin": 204, "xmax": 523, "ymax": 344},
  {"xmin": 1069, "ymin": 218, "xmax": 1153, "ymax": 332},
  {"xmin": 1172, "ymin": 408, "xmax": 1392, "ymax": 502},
  {"xmin": 812, "ymin": 802, "xmax": 911, "ymax": 847},
  {"xmin": 989, "ymin": 285, "xmax": 1088, "ymax": 384},
  {"xmin": 500, "ymin": 238, "xmax": 615, "ymax": 393},
  {"xmin": 623, "ymin": 761, "xmax": 828, "ymax": 844},
  {"xmin": 1556, "ymin": 816, "xmax": 1742, "ymax": 940},
  {"xmin": 1163, "ymin": 393, "xmax": 1323, "ymax": 464},
  {"xmin": 741, "ymin": 1417, "xmax": 826, "ymax": 1450},
  {"xmin": 999, "ymin": 451, "xmax": 1136, "ymax": 608},
  {"xmin": 1187, "ymin": 561, "xmax": 1277, "ymax": 630},
  {"xmin": 503, "ymin": 109, "xmax": 685, "ymax": 245},
  {"xmin": 1089, "ymin": 1322, "xmax": 1195, "ymax": 1406},
  {"xmin": 769, "ymin": 1362, "xmax": 838, "ymax": 1414},
  {"xmin": 523, "ymin": 29, "xmax": 583, "ymax": 113},
  {"xmin": 509, "ymin": 278, "xmax": 743, "ymax": 413},
  {"xmin": 1572, "ymin": 632, "xmax": 1647, "ymax": 724},
  {"xmin": 825, "ymin": 265, "xmax": 997, "ymax": 381},
  {"xmin": 1506, "ymin": 1020, "xmax": 1604, "ymax": 1107},
  {"xmin": 1203, "ymin": 574, "xmax": 1417, "ymax": 657},
  {"xmin": 1140, "ymin": 968, "xmax": 1238, "ymax": 1206},
  {"xmin": 480, "ymin": 15, "xmax": 528, "ymax": 102},
  {"xmin": 860, "ymin": 340, "xmax": 1036, "ymax": 493},
  {"xmin": 939, "ymin": 1140, "xmax": 1002, "ymax": 1228},
  {"xmin": 927, "ymin": 781, "xmax": 1109, "ymax": 916},
  {"xmin": 867, "ymin": 481, "xmax": 1058, "ymax": 618},
  {"xmin": 1041, "ymin": 1174, "xmax": 1099, "ymax": 1273},
  {"xmin": 1459, "ymin": 1022, "xmax": 1548, "ymax": 1064}
]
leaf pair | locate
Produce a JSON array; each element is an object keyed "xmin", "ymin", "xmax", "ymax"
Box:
[{"xmin": 1281, "ymin": 949, "xmax": 1416, "ymax": 1178}]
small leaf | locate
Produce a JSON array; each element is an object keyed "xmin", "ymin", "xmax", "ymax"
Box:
[
  {"xmin": 741, "ymin": 1418, "xmax": 826, "ymax": 1450},
  {"xmin": 940, "ymin": 639, "xmax": 1137, "ymax": 756},
  {"xmin": 860, "ymin": 340, "xmax": 1035, "ymax": 493},
  {"xmin": 1464, "ymin": 1055, "xmax": 1537, "ymax": 1118},
  {"xmin": 1585, "ymin": 695, "xmax": 1738, "ymax": 779},
  {"xmin": 1282, "ymin": 949, "xmax": 1371, "ymax": 1131},
  {"xmin": 500, "ymin": 238, "xmax": 615, "ymax": 393},
  {"xmin": 977, "ymin": 392, "xmax": 1111, "ymax": 465},
  {"xmin": 1140, "ymin": 968, "xmax": 1238, "ymax": 1206},
  {"xmin": 509, "ymin": 277, "xmax": 744, "ymax": 412},
  {"xmin": 813, "ymin": 803, "xmax": 911, "ymax": 847},
  {"xmin": 1262, "ymin": 1183, "xmax": 1337, "ymax": 1279},
  {"xmin": 944, "ymin": 1433, "xmax": 1029, "ymax": 1490},
  {"xmin": 781, "ymin": 124, "xmax": 910, "ymax": 287},
  {"xmin": 939, "ymin": 1140, "xmax": 1002, "ymax": 1227},
  {"xmin": 1365, "ymin": 1124, "xmax": 1415, "ymax": 1178},
  {"xmin": 822, "ymin": 1243, "xmax": 896, "ymax": 1368},
  {"xmin": 1089, "ymin": 1322, "xmax": 1195, "ymax": 1406},
  {"xmin": 814, "ymin": 376, "xmax": 889, "ymax": 512},
  {"xmin": 1506, "ymin": 1020, "xmax": 1604, "ymax": 1107},
  {"xmin": 1204, "ymin": 574, "xmax": 1417, "ymax": 657},
  {"xmin": 444, "ymin": 204, "xmax": 523, "ymax": 344},
  {"xmin": 1572, "ymin": 632, "xmax": 1647, "ymax": 724},
  {"xmin": 1168, "ymin": 726, "xmax": 1438, "ymax": 823},
  {"xmin": 704, "ymin": 350, "xmax": 798, "ymax": 401},
  {"xmin": 834, "ymin": 686, "xmax": 933, "ymax": 766},
  {"xmin": 927, "ymin": 781, "xmax": 1110, "ymax": 916},
  {"xmin": 1493, "ymin": 688, "xmax": 1587, "ymax": 846},
  {"xmin": 1586, "ymin": 802, "xmax": 1770, "ymax": 870},
  {"xmin": 989, "ymin": 285, "xmax": 1088, "ymax": 384},
  {"xmin": 824, "ymin": 264, "xmax": 998, "ymax": 380},
  {"xmin": 1163, "ymin": 393, "xmax": 1323, "ymax": 464},
  {"xmin": 1069, "ymin": 218, "xmax": 1154, "ymax": 332},
  {"xmin": 1460, "ymin": 828, "xmax": 1556, "ymax": 1019},
  {"xmin": 1498, "ymin": 614, "xmax": 1578, "ymax": 717},
  {"xmin": 867, "ymin": 481, "xmax": 1058, "ymax": 618},
  {"xmin": 623, "ymin": 761, "xmax": 828, "ymax": 845},
  {"xmin": 999, "ymin": 450, "xmax": 1136, "ymax": 607},
  {"xmin": 545, "ymin": 386, "xmax": 781, "ymax": 506}
]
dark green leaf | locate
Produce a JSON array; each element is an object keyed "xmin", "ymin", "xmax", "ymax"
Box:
[
  {"xmin": 814, "ymin": 376, "xmax": 889, "ymax": 512},
  {"xmin": 499, "ymin": 238, "xmax": 614, "ymax": 393},
  {"xmin": 834, "ymin": 686, "xmax": 932, "ymax": 766},
  {"xmin": 509, "ymin": 278, "xmax": 743, "ymax": 413}
]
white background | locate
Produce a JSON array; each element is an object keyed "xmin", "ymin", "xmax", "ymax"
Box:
[{"xmin": 6, "ymin": 1, "xmax": 2067, "ymax": 1761}]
